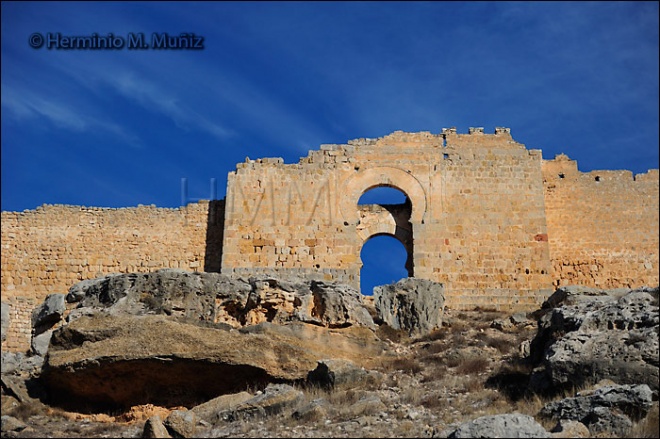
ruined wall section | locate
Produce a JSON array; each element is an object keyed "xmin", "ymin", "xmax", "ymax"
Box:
[
  {"xmin": 1, "ymin": 201, "xmax": 222, "ymax": 352},
  {"xmin": 543, "ymin": 155, "xmax": 659, "ymax": 288},
  {"xmin": 221, "ymin": 128, "xmax": 554, "ymax": 311},
  {"xmin": 221, "ymin": 153, "xmax": 359, "ymax": 285},
  {"xmin": 421, "ymin": 128, "xmax": 553, "ymax": 310}
]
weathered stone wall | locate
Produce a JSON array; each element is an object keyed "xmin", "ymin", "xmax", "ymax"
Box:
[
  {"xmin": 543, "ymin": 155, "xmax": 659, "ymax": 288},
  {"xmin": 221, "ymin": 129, "xmax": 555, "ymax": 311},
  {"xmin": 1, "ymin": 200, "xmax": 224, "ymax": 351},
  {"xmin": 2, "ymin": 128, "xmax": 658, "ymax": 353}
]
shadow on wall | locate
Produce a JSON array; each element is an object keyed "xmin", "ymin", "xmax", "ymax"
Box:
[{"xmin": 204, "ymin": 199, "xmax": 225, "ymax": 273}]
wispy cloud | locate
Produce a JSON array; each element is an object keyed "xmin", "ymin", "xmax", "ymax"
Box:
[
  {"xmin": 1, "ymin": 84, "xmax": 143, "ymax": 148},
  {"xmin": 109, "ymin": 73, "xmax": 234, "ymax": 141}
]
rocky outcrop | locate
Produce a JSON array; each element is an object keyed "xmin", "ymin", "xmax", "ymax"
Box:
[
  {"xmin": 41, "ymin": 314, "xmax": 384, "ymax": 411},
  {"xmin": 1, "ymin": 415, "xmax": 28, "ymax": 435},
  {"xmin": 219, "ymin": 384, "xmax": 304, "ymax": 422},
  {"xmin": 31, "ymin": 293, "xmax": 66, "ymax": 329},
  {"xmin": 373, "ymin": 278, "xmax": 444, "ymax": 336},
  {"xmin": 529, "ymin": 286, "xmax": 659, "ymax": 393},
  {"xmin": 64, "ymin": 269, "xmax": 374, "ymax": 329},
  {"xmin": 1, "ymin": 302, "xmax": 9, "ymax": 343},
  {"xmin": 447, "ymin": 413, "xmax": 551, "ymax": 438},
  {"xmin": 29, "ymin": 293, "xmax": 67, "ymax": 357},
  {"xmin": 539, "ymin": 383, "xmax": 653, "ymax": 436},
  {"xmin": 0, "ymin": 352, "xmax": 43, "ymax": 378},
  {"xmin": 26, "ymin": 270, "xmax": 402, "ymax": 413},
  {"xmin": 191, "ymin": 392, "xmax": 253, "ymax": 423}
]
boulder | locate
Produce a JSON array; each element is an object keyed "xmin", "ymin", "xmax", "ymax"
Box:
[
  {"xmin": 1, "ymin": 376, "xmax": 32, "ymax": 403},
  {"xmin": 373, "ymin": 278, "xmax": 444, "ymax": 336},
  {"xmin": 447, "ymin": 413, "xmax": 551, "ymax": 438},
  {"xmin": 529, "ymin": 288, "xmax": 659, "ymax": 393},
  {"xmin": 220, "ymin": 384, "xmax": 304, "ymax": 422},
  {"xmin": 1, "ymin": 415, "xmax": 28, "ymax": 434},
  {"xmin": 539, "ymin": 383, "xmax": 653, "ymax": 436},
  {"xmin": 143, "ymin": 415, "xmax": 171, "ymax": 438},
  {"xmin": 30, "ymin": 329, "xmax": 53, "ymax": 357},
  {"xmin": 164, "ymin": 410, "xmax": 195, "ymax": 438},
  {"xmin": 582, "ymin": 406, "xmax": 632, "ymax": 437},
  {"xmin": 40, "ymin": 315, "xmax": 384, "ymax": 411},
  {"xmin": 306, "ymin": 281, "xmax": 374, "ymax": 328},
  {"xmin": 191, "ymin": 391, "xmax": 253, "ymax": 423},
  {"xmin": 292, "ymin": 398, "xmax": 329, "ymax": 422},
  {"xmin": 1, "ymin": 302, "xmax": 9, "ymax": 343},
  {"xmin": 550, "ymin": 420, "xmax": 590, "ymax": 438},
  {"xmin": 31, "ymin": 293, "xmax": 66, "ymax": 330}
]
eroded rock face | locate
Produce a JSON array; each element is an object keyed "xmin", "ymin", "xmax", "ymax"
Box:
[
  {"xmin": 32, "ymin": 270, "xmax": 388, "ymax": 412},
  {"xmin": 373, "ymin": 278, "xmax": 444, "ymax": 336},
  {"xmin": 64, "ymin": 270, "xmax": 374, "ymax": 329},
  {"xmin": 1, "ymin": 302, "xmax": 9, "ymax": 343},
  {"xmin": 41, "ymin": 314, "xmax": 384, "ymax": 411},
  {"xmin": 529, "ymin": 287, "xmax": 659, "ymax": 393},
  {"xmin": 539, "ymin": 383, "xmax": 653, "ymax": 436}
]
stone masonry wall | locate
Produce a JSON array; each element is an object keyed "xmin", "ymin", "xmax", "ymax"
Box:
[
  {"xmin": 221, "ymin": 128, "xmax": 555, "ymax": 311},
  {"xmin": 1, "ymin": 200, "xmax": 224, "ymax": 352},
  {"xmin": 2, "ymin": 128, "xmax": 658, "ymax": 353},
  {"xmin": 543, "ymin": 155, "xmax": 659, "ymax": 288}
]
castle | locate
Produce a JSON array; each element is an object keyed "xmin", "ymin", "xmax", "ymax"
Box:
[{"xmin": 2, "ymin": 128, "xmax": 658, "ymax": 352}]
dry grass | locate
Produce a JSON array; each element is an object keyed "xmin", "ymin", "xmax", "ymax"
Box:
[
  {"xmin": 7, "ymin": 401, "xmax": 49, "ymax": 421},
  {"xmin": 451, "ymin": 332, "xmax": 467, "ymax": 344},
  {"xmin": 327, "ymin": 388, "xmax": 363, "ymax": 406},
  {"xmin": 483, "ymin": 335, "xmax": 516, "ymax": 354},
  {"xmin": 419, "ymin": 362, "xmax": 448, "ymax": 384},
  {"xmin": 625, "ymin": 403, "xmax": 659, "ymax": 439},
  {"xmin": 399, "ymin": 385, "xmax": 423, "ymax": 405},
  {"xmin": 449, "ymin": 320, "xmax": 469, "ymax": 333},
  {"xmin": 422, "ymin": 341, "xmax": 450, "ymax": 355},
  {"xmin": 419, "ymin": 391, "xmax": 451, "ymax": 410},
  {"xmin": 379, "ymin": 357, "xmax": 424, "ymax": 374},
  {"xmin": 460, "ymin": 376, "xmax": 484, "ymax": 393},
  {"xmin": 375, "ymin": 324, "xmax": 410, "ymax": 343},
  {"xmin": 456, "ymin": 357, "xmax": 489, "ymax": 375},
  {"xmin": 414, "ymin": 328, "xmax": 447, "ymax": 343}
]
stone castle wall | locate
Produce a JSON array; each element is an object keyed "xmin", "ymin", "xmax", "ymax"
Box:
[
  {"xmin": 221, "ymin": 129, "xmax": 554, "ymax": 311},
  {"xmin": 2, "ymin": 128, "xmax": 658, "ymax": 353},
  {"xmin": 543, "ymin": 155, "xmax": 659, "ymax": 288},
  {"xmin": 1, "ymin": 201, "xmax": 224, "ymax": 351}
]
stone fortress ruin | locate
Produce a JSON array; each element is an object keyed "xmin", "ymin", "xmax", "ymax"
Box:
[{"xmin": 2, "ymin": 127, "xmax": 658, "ymax": 352}]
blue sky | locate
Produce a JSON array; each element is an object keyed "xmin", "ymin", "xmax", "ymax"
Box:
[{"xmin": 2, "ymin": 1, "xmax": 658, "ymax": 294}]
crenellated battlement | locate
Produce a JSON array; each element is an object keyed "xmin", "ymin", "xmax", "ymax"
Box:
[{"xmin": 543, "ymin": 154, "xmax": 658, "ymax": 184}]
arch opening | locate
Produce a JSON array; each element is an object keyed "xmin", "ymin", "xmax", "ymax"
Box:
[
  {"xmin": 357, "ymin": 184, "xmax": 414, "ymax": 296},
  {"xmin": 358, "ymin": 186, "xmax": 409, "ymax": 205},
  {"xmin": 359, "ymin": 233, "xmax": 412, "ymax": 296},
  {"xmin": 339, "ymin": 166, "xmax": 427, "ymax": 225}
]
